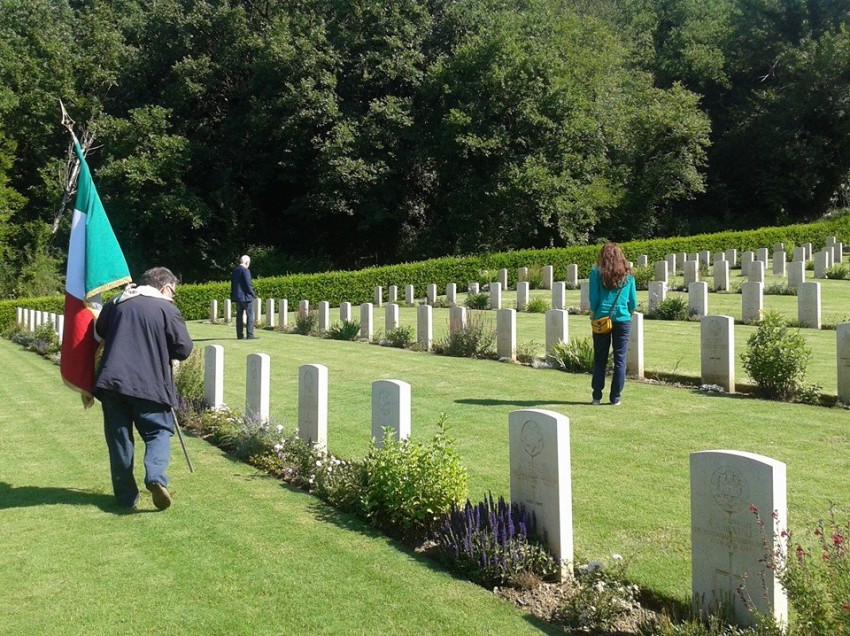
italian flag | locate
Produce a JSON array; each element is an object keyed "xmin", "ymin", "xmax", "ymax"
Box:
[{"xmin": 60, "ymin": 142, "xmax": 131, "ymax": 404}]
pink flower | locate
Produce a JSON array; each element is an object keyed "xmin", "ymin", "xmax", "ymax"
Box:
[
  {"xmin": 749, "ymin": 504, "xmax": 759, "ymax": 513},
  {"xmin": 832, "ymin": 533, "xmax": 844, "ymax": 546},
  {"xmin": 841, "ymin": 604, "xmax": 850, "ymax": 611},
  {"xmin": 780, "ymin": 530, "xmax": 789, "ymax": 538},
  {"xmin": 796, "ymin": 545, "xmax": 806, "ymax": 558}
]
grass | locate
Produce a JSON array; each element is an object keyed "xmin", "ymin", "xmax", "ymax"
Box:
[{"xmin": 0, "ymin": 339, "xmax": 557, "ymax": 636}]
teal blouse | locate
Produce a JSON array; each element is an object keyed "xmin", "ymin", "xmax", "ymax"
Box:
[{"xmin": 589, "ymin": 267, "xmax": 637, "ymax": 322}]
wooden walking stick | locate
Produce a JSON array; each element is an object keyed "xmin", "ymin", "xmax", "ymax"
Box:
[{"xmin": 172, "ymin": 406, "xmax": 195, "ymax": 474}]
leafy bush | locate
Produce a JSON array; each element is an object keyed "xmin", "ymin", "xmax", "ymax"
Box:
[
  {"xmin": 548, "ymin": 337, "xmax": 597, "ymax": 373},
  {"xmin": 650, "ymin": 295, "xmax": 691, "ymax": 321},
  {"xmin": 464, "ymin": 292, "xmax": 490, "ymax": 310},
  {"xmin": 326, "ymin": 320, "xmax": 361, "ymax": 341},
  {"xmin": 435, "ymin": 493, "xmax": 559, "ymax": 588},
  {"xmin": 515, "ymin": 340, "xmax": 539, "ymax": 365},
  {"xmin": 741, "ymin": 311, "xmax": 811, "ymax": 401},
  {"xmin": 523, "ymin": 296, "xmax": 549, "ymax": 313},
  {"xmin": 556, "ymin": 556, "xmax": 641, "ymax": 633},
  {"xmin": 754, "ymin": 505, "xmax": 850, "ymax": 636},
  {"xmin": 383, "ymin": 325, "xmax": 414, "ymax": 348},
  {"xmin": 433, "ymin": 312, "xmax": 497, "ymax": 359},
  {"xmin": 292, "ymin": 310, "xmax": 319, "ymax": 335},
  {"xmin": 826, "ymin": 264, "xmax": 850, "ymax": 280},
  {"xmin": 523, "ymin": 265, "xmax": 545, "ymax": 290},
  {"xmin": 632, "ymin": 265, "xmax": 654, "ymax": 290},
  {"xmin": 174, "ymin": 348, "xmax": 204, "ymax": 412},
  {"xmin": 360, "ymin": 416, "xmax": 468, "ymax": 537},
  {"xmin": 763, "ymin": 283, "xmax": 797, "ymax": 296}
]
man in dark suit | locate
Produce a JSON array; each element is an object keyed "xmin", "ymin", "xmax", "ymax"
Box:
[{"xmin": 230, "ymin": 254, "xmax": 258, "ymax": 340}]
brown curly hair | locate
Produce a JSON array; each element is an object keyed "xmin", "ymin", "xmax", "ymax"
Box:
[{"xmin": 597, "ymin": 243, "xmax": 631, "ymax": 289}]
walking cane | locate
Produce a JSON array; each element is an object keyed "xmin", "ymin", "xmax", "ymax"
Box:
[{"xmin": 172, "ymin": 406, "xmax": 195, "ymax": 474}]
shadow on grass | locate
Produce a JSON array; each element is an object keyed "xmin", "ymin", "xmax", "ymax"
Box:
[
  {"xmin": 456, "ymin": 398, "xmax": 589, "ymax": 407},
  {"xmin": 303, "ymin": 498, "xmax": 565, "ymax": 636},
  {"xmin": 0, "ymin": 481, "xmax": 152, "ymax": 515}
]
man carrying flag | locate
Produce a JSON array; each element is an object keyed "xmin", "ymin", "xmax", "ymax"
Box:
[{"xmin": 60, "ymin": 134, "xmax": 193, "ymax": 510}]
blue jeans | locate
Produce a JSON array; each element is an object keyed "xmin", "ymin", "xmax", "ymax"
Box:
[
  {"xmin": 591, "ymin": 319, "xmax": 632, "ymax": 404},
  {"xmin": 235, "ymin": 300, "xmax": 254, "ymax": 339},
  {"xmin": 100, "ymin": 390, "xmax": 174, "ymax": 508}
]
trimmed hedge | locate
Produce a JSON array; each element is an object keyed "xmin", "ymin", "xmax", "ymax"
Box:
[{"xmin": 3, "ymin": 215, "xmax": 849, "ymax": 326}]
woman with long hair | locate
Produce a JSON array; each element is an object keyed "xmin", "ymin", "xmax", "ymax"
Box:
[{"xmin": 589, "ymin": 243, "xmax": 637, "ymax": 405}]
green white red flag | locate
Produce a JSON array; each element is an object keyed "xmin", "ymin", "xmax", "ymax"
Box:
[{"xmin": 60, "ymin": 142, "xmax": 131, "ymax": 404}]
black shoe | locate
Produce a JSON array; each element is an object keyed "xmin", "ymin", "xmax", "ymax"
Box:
[
  {"xmin": 246, "ymin": 335, "xmax": 259, "ymax": 340},
  {"xmin": 146, "ymin": 482, "xmax": 172, "ymax": 511}
]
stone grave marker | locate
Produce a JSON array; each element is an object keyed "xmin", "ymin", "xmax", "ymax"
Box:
[
  {"xmin": 417, "ymin": 304, "xmax": 433, "ymax": 351},
  {"xmin": 684, "ymin": 260, "xmax": 700, "ymax": 285},
  {"xmin": 690, "ymin": 450, "xmax": 787, "ymax": 628},
  {"xmin": 689, "ymin": 281, "xmax": 708, "ymax": 317},
  {"xmin": 748, "ymin": 260, "xmax": 764, "ymax": 284},
  {"xmin": 360, "ymin": 303, "xmax": 374, "ymax": 339},
  {"xmin": 714, "ymin": 260, "xmax": 730, "ymax": 291},
  {"xmin": 552, "ymin": 282, "xmax": 565, "ymax": 311},
  {"xmin": 209, "ymin": 299, "xmax": 218, "ymax": 323},
  {"xmin": 371, "ymin": 379, "xmax": 411, "ymax": 446},
  {"xmin": 566, "ymin": 264, "xmax": 578, "ymax": 287},
  {"xmin": 204, "ymin": 344, "xmax": 225, "ymax": 409},
  {"xmin": 490, "ymin": 281, "xmax": 502, "ymax": 310},
  {"xmin": 385, "ymin": 303, "xmax": 399, "ymax": 332},
  {"xmin": 339, "ymin": 301, "xmax": 352, "ymax": 323},
  {"xmin": 509, "ymin": 409, "xmax": 573, "ymax": 582},
  {"xmin": 741, "ymin": 282, "xmax": 763, "ymax": 323},
  {"xmin": 374, "ymin": 286, "xmax": 383, "ymax": 308},
  {"xmin": 545, "ymin": 309, "xmax": 568, "ymax": 362},
  {"xmin": 654, "ymin": 260, "xmax": 669, "ymax": 283},
  {"xmin": 541, "ymin": 265, "xmax": 554, "ymax": 290},
  {"xmin": 772, "ymin": 250, "xmax": 786, "ymax": 276},
  {"xmin": 298, "ymin": 363, "xmax": 328, "ymax": 452},
  {"xmin": 405, "ymin": 284, "xmax": 415, "ymax": 305},
  {"xmin": 266, "ymin": 298, "xmax": 276, "ymax": 328},
  {"xmin": 449, "ymin": 305, "xmax": 466, "ymax": 334},
  {"xmin": 700, "ymin": 316, "xmax": 735, "ymax": 393},
  {"xmin": 648, "ymin": 281, "xmax": 667, "ymax": 312},
  {"xmin": 245, "ymin": 352, "xmax": 270, "ymax": 424},
  {"xmin": 838, "ymin": 323, "xmax": 850, "ymax": 404},
  {"xmin": 626, "ymin": 311, "xmax": 644, "ymax": 379},
  {"xmin": 497, "ymin": 308, "xmax": 516, "ymax": 361},
  {"xmin": 516, "ymin": 281, "xmax": 529, "ymax": 311},
  {"xmin": 278, "ymin": 299, "xmax": 289, "ymax": 328},
  {"xmin": 787, "ymin": 261, "xmax": 805, "ymax": 289},
  {"xmin": 318, "ymin": 301, "xmax": 330, "ymax": 331},
  {"xmin": 446, "ymin": 283, "xmax": 457, "ymax": 306},
  {"xmin": 797, "ymin": 282, "xmax": 821, "ymax": 329}
]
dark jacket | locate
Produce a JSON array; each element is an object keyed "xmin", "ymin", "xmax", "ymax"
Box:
[
  {"xmin": 230, "ymin": 265, "xmax": 255, "ymax": 302},
  {"xmin": 94, "ymin": 293, "xmax": 193, "ymax": 408}
]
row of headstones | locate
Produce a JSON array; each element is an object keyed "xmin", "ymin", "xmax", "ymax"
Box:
[
  {"xmin": 15, "ymin": 308, "xmax": 63, "ymax": 343},
  {"xmin": 650, "ymin": 279, "xmax": 825, "ymax": 327},
  {"xmin": 202, "ymin": 344, "xmax": 412, "ymax": 450},
  {"xmin": 508, "ymin": 407, "xmax": 788, "ymax": 627},
  {"xmin": 700, "ymin": 315, "xmax": 850, "ymax": 401}
]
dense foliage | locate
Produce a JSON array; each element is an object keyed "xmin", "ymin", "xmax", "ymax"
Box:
[{"xmin": 5, "ymin": 0, "xmax": 847, "ymax": 295}]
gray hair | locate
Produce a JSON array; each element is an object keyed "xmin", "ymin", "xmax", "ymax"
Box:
[
  {"xmin": 240, "ymin": 255, "xmax": 250, "ymax": 266},
  {"xmin": 139, "ymin": 267, "xmax": 178, "ymax": 290}
]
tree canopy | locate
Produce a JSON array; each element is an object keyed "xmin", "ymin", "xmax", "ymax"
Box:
[{"xmin": 0, "ymin": 0, "xmax": 847, "ymax": 292}]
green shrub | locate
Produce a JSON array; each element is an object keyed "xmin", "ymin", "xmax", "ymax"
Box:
[
  {"xmin": 174, "ymin": 348, "xmax": 204, "ymax": 412},
  {"xmin": 523, "ymin": 266, "xmax": 545, "ymax": 290},
  {"xmin": 515, "ymin": 340, "xmax": 539, "ymax": 365},
  {"xmin": 826, "ymin": 264, "xmax": 850, "ymax": 280},
  {"xmin": 292, "ymin": 311, "xmax": 319, "ymax": 335},
  {"xmin": 741, "ymin": 311, "xmax": 811, "ymax": 401},
  {"xmin": 360, "ymin": 416, "xmax": 469, "ymax": 537},
  {"xmin": 548, "ymin": 337, "xmax": 601, "ymax": 374},
  {"xmin": 326, "ymin": 320, "xmax": 361, "ymax": 341},
  {"xmin": 523, "ymin": 296, "xmax": 549, "ymax": 313},
  {"xmin": 763, "ymin": 283, "xmax": 797, "ymax": 296},
  {"xmin": 464, "ymin": 292, "xmax": 490, "ymax": 310},
  {"xmin": 556, "ymin": 556, "xmax": 640, "ymax": 633},
  {"xmin": 433, "ymin": 312, "xmax": 497, "ymax": 359},
  {"xmin": 650, "ymin": 295, "xmax": 691, "ymax": 321},
  {"xmin": 383, "ymin": 325, "xmax": 414, "ymax": 348},
  {"xmin": 632, "ymin": 265, "xmax": 654, "ymax": 291}
]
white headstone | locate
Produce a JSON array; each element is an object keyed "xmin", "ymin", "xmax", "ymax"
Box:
[
  {"xmin": 417, "ymin": 304, "xmax": 432, "ymax": 351},
  {"xmin": 490, "ymin": 282, "xmax": 502, "ymax": 310},
  {"xmin": 579, "ymin": 282, "xmax": 590, "ymax": 311},
  {"xmin": 666, "ymin": 253, "xmax": 677, "ymax": 275},
  {"xmin": 724, "ymin": 249, "xmax": 737, "ymax": 268},
  {"xmin": 792, "ymin": 246, "xmax": 806, "ymax": 263},
  {"xmin": 814, "ymin": 250, "xmax": 829, "ymax": 278},
  {"xmin": 690, "ymin": 450, "xmax": 788, "ymax": 628},
  {"xmin": 566, "ymin": 264, "xmax": 578, "ymax": 288},
  {"xmin": 552, "ymin": 282, "xmax": 565, "ymax": 311},
  {"xmin": 266, "ymin": 298, "xmax": 276, "ymax": 328},
  {"xmin": 371, "ymin": 379, "xmax": 411, "ymax": 447},
  {"xmin": 339, "ymin": 301, "xmax": 352, "ymax": 323},
  {"xmin": 360, "ymin": 303, "xmax": 374, "ymax": 339},
  {"xmin": 541, "ymin": 265, "xmax": 554, "ymax": 290},
  {"xmin": 374, "ymin": 286, "xmax": 383, "ymax": 308},
  {"xmin": 838, "ymin": 323, "xmax": 850, "ymax": 404},
  {"xmin": 405, "ymin": 284, "xmax": 415, "ymax": 305},
  {"xmin": 637, "ymin": 255, "xmax": 648, "ymax": 268},
  {"xmin": 756, "ymin": 247, "xmax": 768, "ymax": 264},
  {"xmin": 209, "ymin": 299, "xmax": 218, "ymax": 323},
  {"xmin": 517, "ymin": 267, "xmax": 528, "ymax": 283},
  {"xmin": 389, "ymin": 285, "xmax": 398, "ymax": 303},
  {"xmin": 298, "ymin": 363, "xmax": 328, "ymax": 451},
  {"xmin": 741, "ymin": 282, "xmax": 763, "ymax": 323},
  {"xmin": 787, "ymin": 261, "xmax": 805, "ymax": 289},
  {"xmin": 797, "ymin": 282, "xmax": 821, "ymax": 329},
  {"xmin": 278, "ymin": 299, "xmax": 289, "ymax": 328},
  {"xmin": 741, "ymin": 251, "xmax": 754, "ymax": 277},
  {"xmin": 748, "ymin": 260, "xmax": 764, "ymax": 284},
  {"xmin": 714, "ymin": 260, "xmax": 730, "ymax": 292},
  {"xmin": 427, "ymin": 283, "xmax": 437, "ymax": 306},
  {"xmin": 224, "ymin": 299, "xmax": 232, "ymax": 324},
  {"xmin": 317, "ymin": 301, "xmax": 330, "ymax": 331},
  {"xmin": 449, "ymin": 305, "xmax": 466, "ymax": 334},
  {"xmin": 654, "ymin": 260, "xmax": 669, "ymax": 283},
  {"xmin": 699, "ymin": 250, "xmax": 711, "ymax": 268},
  {"xmin": 204, "ymin": 344, "xmax": 225, "ymax": 409},
  {"xmin": 497, "ymin": 308, "xmax": 516, "ymax": 361},
  {"xmin": 648, "ymin": 281, "xmax": 667, "ymax": 312},
  {"xmin": 684, "ymin": 260, "xmax": 700, "ymax": 285},
  {"xmin": 516, "ymin": 281, "xmax": 529, "ymax": 311},
  {"xmin": 498, "ymin": 268, "xmax": 509, "ymax": 290},
  {"xmin": 772, "ymin": 250, "xmax": 786, "ymax": 276},
  {"xmin": 16, "ymin": 307, "xmax": 22, "ymax": 325},
  {"xmin": 626, "ymin": 311, "xmax": 644, "ymax": 379},
  {"xmin": 245, "ymin": 352, "xmax": 270, "ymax": 424},
  {"xmin": 509, "ymin": 409, "xmax": 573, "ymax": 581},
  {"xmin": 700, "ymin": 316, "xmax": 735, "ymax": 393},
  {"xmin": 385, "ymin": 303, "xmax": 399, "ymax": 332},
  {"xmin": 545, "ymin": 309, "xmax": 568, "ymax": 362},
  {"xmin": 689, "ymin": 281, "xmax": 708, "ymax": 318},
  {"xmin": 253, "ymin": 297, "xmax": 263, "ymax": 326},
  {"xmin": 446, "ymin": 283, "xmax": 457, "ymax": 306},
  {"xmin": 468, "ymin": 282, "xmax": 479, "ymax": 295},
  {"xmin": 56, "ymin": 314, "xmax": 64, "ymax": 344},
  {"xmin": 298, "ymin": 299, "xmax": 309, "ymax": 317}
]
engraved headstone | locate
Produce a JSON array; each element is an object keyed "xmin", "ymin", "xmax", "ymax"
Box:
[
  {"xmin": 317, "ymin": 301, "xmax": 330, "ymax": 331},
  {"xmin": 360, "ymin": 303, "xmax": 374, "ymax": 339},
  {"xmin": 690, "ymin": 450, "xmax": 788, "ymax": 628},
  {"xmin": 498, "ymin": 268, "xmax": 509, "ymax": 290},
  {"xmin": 689, "ymin": 281, "xmax": 708, "ymax": 317},
  {"xmin": 385, "ymin": 303, "xmax": 399, "ymax": 332},
  {"xmin": 684, "ymin": 260, "xmax": 700, "ymax": 285},
  {"xmin": 724, "ymin": 249, "xmax": 737, "ymax": 268},
  {"xmin": 772, "ymin": 250, "xmax": 786, "ymax": 276},
  {"xmin": 266, "ymin": 298, "xmax": 276, "ymax": 328},
  {"xmin": 405, "ymin": 284, "xmax": 415, "ymax": 305},
  {"xmin": 545, "ymin": 309, "xmax": 568, "ymax": 362},
  {"xmin": 741, "ymin": 282, "xmax": 763, "ymax": 323},
  {"xmin": 298, "ymin": 363, "xmax": 328, "ymax": 451},
  {"xmin": 797, "ymin": 282, "xmax": 821, "ymax": 329},
  {"xmin": 224, "ymin": 299, "xmax": 232, "ymax": 324},
  {"xmin": 490, "ymin": 281, "xmax": 502, "ymax": 310},
  {"xmin": 714, "ymin": 260, "xmax": 730, "ymax": 292},
  {"xmin": 648, "ymin": 281, "xmax": 667, "ymax": 312},
  {"xmin": 417, "ymin": 304, "xmax": 432, "ymax": 351},
  {"xmin": 371, "ymin": 379, "xmax": 411, "ymax": 446},
  {"xmin": 748, "ymin": 260, "xmax": 764, "ymax": 284},
  {"xmin": 204, "ymin": 344, "xmax": 225, "ymax": 409},
  {"xmin": 700, "ymin": 316, "xmax": 735, "ymax": 393},
  {"xmin": 566, "ymin": 264, "xmax": 579, "ymax": 288},
  {"xmin": 541, "ymin": 265, "xmax": 554, "ymax": 290},
  {"xmin": 446, "ymin": 283, "xmax": 457, "ymax": 306},
  {"xmin": 787, "ymin": 261, "xmax": 805, "ymax": 289},
  {"xmin": 497, "ymin": 308, "xmax": 516, "ymax": 361},
  {"xmin": 626, "ymin": 311, "xmax": 644, "ymax": 379},
  {"xmin": 838, "ymin": 323, "xmax": 850, "ymax": 404},
  {"xmin": 245, "ymin": 352, "xmax": 270, "ymax": 424},
  {"xmin": 516, "ymin": 281, "xmax": 529, "ymax": 311},
  {"xmin": 389, "ymin": 285, "xmax": 398, "ymax": 303},
  {"xmin": 552, "ymin": 282, "xmax": 566, "ymax": 311},
  {"xmin": 374, "ymin": 286, "xmax": 383, "ymax": 308},
  {"xmin": 339, "ymin": 301, "xmax": 352, "ymax": 323},
  {"xmin": 427, "ymin": 283, "xmax": 437, "ymax": 306},
  {"xmin": 209, "ymin": 299, "xmax": 218, "ymax": 323},
  {"xmin": 654, "ymin": 261, "xmax": 669, "ymax": 283},
  {"xmin": 449, "ymin": 305, "xmax": 466, "ymax": 334}
]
